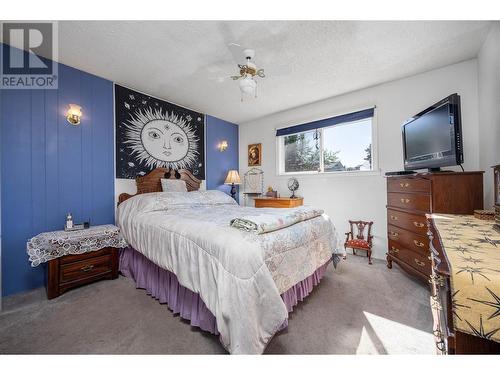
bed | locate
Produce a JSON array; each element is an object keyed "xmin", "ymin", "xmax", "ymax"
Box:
[{"xmin": 117, "ymin": 168, "xmax": 341, "ymax": 354}]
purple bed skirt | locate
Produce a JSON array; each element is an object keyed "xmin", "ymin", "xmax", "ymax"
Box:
[{"xmin": 119, "ymin": 247, "xmax": 330, "ymax": 336}]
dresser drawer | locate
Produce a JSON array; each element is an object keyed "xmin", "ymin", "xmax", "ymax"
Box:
[
  {"xmin": 387, "ymin": 209, "xmax": 427, "ymax": 236},
  {"xmin": 60, "ymin": 255, "xmax": 112, "ymax": 283},
  {"xmin": 387, "ymin": 178, "xmax": 431, "ymax": 193},
  {"xmin": 388, "ymin": 224, "xmax": 429, "ymax": 252},
  {"xmin": 388, "ymin": 239, "xmax": 431, "ymax": 275},
  {"xmin": 387, "ymin": 192, "xmax": 431, "ymax": 212}
]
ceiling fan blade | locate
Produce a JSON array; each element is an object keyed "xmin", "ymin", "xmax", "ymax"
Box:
[
  {"xmin": 228, "ymin": 42, "xmax": 244, "ymax": 63},
  {"xmin": 207, "ymin": 75, "xmax": 242, "ymax": 83},
  {"xmin": 207, "ymin": 76, "xmax": 230, "ymax": 83}
]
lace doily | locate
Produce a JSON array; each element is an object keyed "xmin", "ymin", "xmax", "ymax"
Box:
[{"xmin": 27, "ymin": 224, "xmax": 128, "ymax": 267}]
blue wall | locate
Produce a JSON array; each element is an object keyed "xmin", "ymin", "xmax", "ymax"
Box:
[
  {"xmin": 205, "ymin": 116, "xmax": 239, "ymax": 201},
  {"xmin": 0, "ymin": 52, "xmax": 115, "ymax": 296},
  {"xmin": 0, "ymin": 49, "xmax": 239, "ymax": 297}
]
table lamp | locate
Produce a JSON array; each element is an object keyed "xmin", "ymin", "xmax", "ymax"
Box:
[{"xmin": 224, "ymin": 170, "xmax": 241, "ymax": 200}]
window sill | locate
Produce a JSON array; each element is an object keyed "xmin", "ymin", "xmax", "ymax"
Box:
[{"xmin": 276, "ymin": 169, "xmax": 382, "ymax": 178}]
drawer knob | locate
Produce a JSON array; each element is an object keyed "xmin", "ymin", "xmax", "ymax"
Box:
[
  {"xmin": 414, "ymin": 240, "xmax": 425, "ymax": 248},
  {"xmin": 390, "ymin": 246, "xmax": 399, "ymax": 253},
  {"xmin": 390, "ymin": 215, "xmax": 398, "ymax": 220},
  {"xmin": 414, "ymin": 258, "xmax": 425, "ymax": 267},
  {"xmin": 400, "ymin": 198, "xmax": 410, "ymax": 204},
  {"xmin": 413, "ymin": 221, "xmax": 425, "ymax": 228},
  {"xmin": 399, "ymin": 182, "xmax": 410, "ymax": 188},
  {"xmin": 390, "ymin": 232, "xmax": 399, "ymax": 237},
  {"xmin": 80, "ymin": 264, "xmax": 95, "ymax": 272}
]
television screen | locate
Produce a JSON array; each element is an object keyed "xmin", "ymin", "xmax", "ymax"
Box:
[
  {"xmin": 402, "ymin": 93, "xmax": 462, "ymax": 171},
  {"xmin": 404, "ymin": 104, "xmax": 453, "ymax": 162}
]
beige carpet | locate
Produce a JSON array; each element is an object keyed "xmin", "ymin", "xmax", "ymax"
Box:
[{"xmin": 0, "ymin": 255, "xmax": 435, "ymax": 354}]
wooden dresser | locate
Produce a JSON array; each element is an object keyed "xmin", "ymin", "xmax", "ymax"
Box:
[
  {"xmin": 386, "ymin": 172, "xmax": 484, "ymax": 282},
  {"xmin": 254, "ymin": 197, "xmax": 303, "ymax": 208}
]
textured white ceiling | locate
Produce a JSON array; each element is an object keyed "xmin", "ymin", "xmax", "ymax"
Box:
[{"xmin": 10, "ymin": 21, "xmax": 493, "ymax": 123}]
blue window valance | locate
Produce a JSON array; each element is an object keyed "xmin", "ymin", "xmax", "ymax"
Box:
[{"xmin": 276, "ymin": 107, "xmax": 374, "ymax": 137}]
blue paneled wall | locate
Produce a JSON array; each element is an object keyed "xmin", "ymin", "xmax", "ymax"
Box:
[
  {"xmin": 206, "ymin": 116, "xmax": 239, "ymax": 201},
  {"xmin": 1, "ymin": 51, "xmax": 115, "ymax": 296},
  {"xmin": 0, "ymin": 50, "xmax": 239, "ymax": 297}
]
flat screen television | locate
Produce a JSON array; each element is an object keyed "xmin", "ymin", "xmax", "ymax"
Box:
[{"xmin": 402, "ymin": 93, "xmax": 463, "ymax": 172}]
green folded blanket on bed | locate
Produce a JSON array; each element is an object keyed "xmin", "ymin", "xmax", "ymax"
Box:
[{"xmin": 230, "ymin": 207, "xmax": 324, "ymax": 234}]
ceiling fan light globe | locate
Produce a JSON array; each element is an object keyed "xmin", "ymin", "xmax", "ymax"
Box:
[{"xmin": 239, "ymin": 76, "xmax": 256, "ymax": 96}]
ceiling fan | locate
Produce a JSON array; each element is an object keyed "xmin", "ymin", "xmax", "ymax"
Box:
[{"xmin": 228, "ymin": 44, "xmax": 265, "ymax": 101}]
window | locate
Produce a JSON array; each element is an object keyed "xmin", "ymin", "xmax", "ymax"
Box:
[
  {"xmin": 277, "ymin": 109, "xmax": 375, "ymax": 175},
  {"xmin": 283, "ymin": 130, "xmax": 320, "ymax": 173}
]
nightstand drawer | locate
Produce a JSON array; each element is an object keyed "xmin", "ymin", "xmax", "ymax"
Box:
[
  {"xmin": 60, "ymin": 255, "xmax": 112, "ymax": 283},
  {"xmin": 60, "ymin": 248, "xmax": 113, "ymax": 265},
  {"xmin": 254, "ymin": 197, "xmax": 303, "ymax": 208}
]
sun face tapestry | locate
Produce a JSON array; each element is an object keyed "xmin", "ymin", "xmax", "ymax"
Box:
[{"xmin": 115, "ymin": 84, "xmax": 205, "ymax": 180}]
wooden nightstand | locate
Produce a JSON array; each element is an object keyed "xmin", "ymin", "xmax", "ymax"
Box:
[
  {"xmin": 254, "ymin": 197, "xmax": 303, "ymax": 208},
  {"xmin": 27, "ymin": 224, "xmax": 127, "ymax": 299},
  {"xmin": 47, "ymin": 247, "xmax": 119, "ymax": 299}
]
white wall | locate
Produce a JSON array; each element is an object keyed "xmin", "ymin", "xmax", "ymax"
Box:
[
  {"xmin": 478, "ymin": 22, "xmax": 500, "ymax": 208},
  {"xmin": 239, "ymin": 60, "xmax": 480, "ymax": 260}
]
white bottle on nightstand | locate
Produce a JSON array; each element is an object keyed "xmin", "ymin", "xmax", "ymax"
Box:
[{"xmin": 65, "ymin": 213, "xmax": 73, "ymax": 230}]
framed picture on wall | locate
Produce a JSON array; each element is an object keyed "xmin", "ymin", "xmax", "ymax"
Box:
[{"xmin": 248, "ymin": 143, "xmax": 262, "ymax": 166}]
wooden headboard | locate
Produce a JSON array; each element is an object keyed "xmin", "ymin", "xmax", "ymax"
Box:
[{"xmin": 118, "ymin": 168, "xmax": 201, "ymax": 205}]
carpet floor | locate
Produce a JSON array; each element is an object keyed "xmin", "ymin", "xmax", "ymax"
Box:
[{"xmin": 0, "ymin": 255, "xmax": 435, "ymax": 354}]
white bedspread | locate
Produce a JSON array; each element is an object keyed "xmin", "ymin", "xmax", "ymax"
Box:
[{"xmin": 117, "ymin": 191, "xmax": 341, "ymax": 354}]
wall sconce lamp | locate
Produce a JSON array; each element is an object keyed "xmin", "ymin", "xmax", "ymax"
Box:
[
  {"xmin": 66, "ymin": 104, "xmax": 82, "ymax": 125},
  {"xmin": 217, "ymin": 140, "xmax": 228, "ymax": 152}
]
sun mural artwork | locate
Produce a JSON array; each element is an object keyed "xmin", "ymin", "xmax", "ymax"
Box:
[{"xmin": 115, "ymin": 84, "xmax": 205, "ymax": 180}]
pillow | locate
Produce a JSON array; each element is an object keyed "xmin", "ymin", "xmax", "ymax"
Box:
[
  {"xmin": 161, "ymin": 178, "xmax": 187, "ymax": 192},
  {"xmin": 117, "ymin": 190, "xmax": 238, "ymax": 224},
  {"xmin": 196, "ymin": 190, "xmax": 238, "ymax": 206}
]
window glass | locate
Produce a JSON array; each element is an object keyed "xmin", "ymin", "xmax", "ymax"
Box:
[
  {"xmin": 278, "ymin": 117, "xmax": 373, "ymax": 174},
  {"xmin": 283, "ymin": 130, "xmax": 320, "ymax": 173},
  {"xmin": 323, "ymin": 119, "xmax": 372, "ymax": 172}
]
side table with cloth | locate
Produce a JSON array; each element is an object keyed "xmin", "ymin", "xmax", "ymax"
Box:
[{"xmin": 27, "ymin": 224, "xmax": 128, "ymax": 299}]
